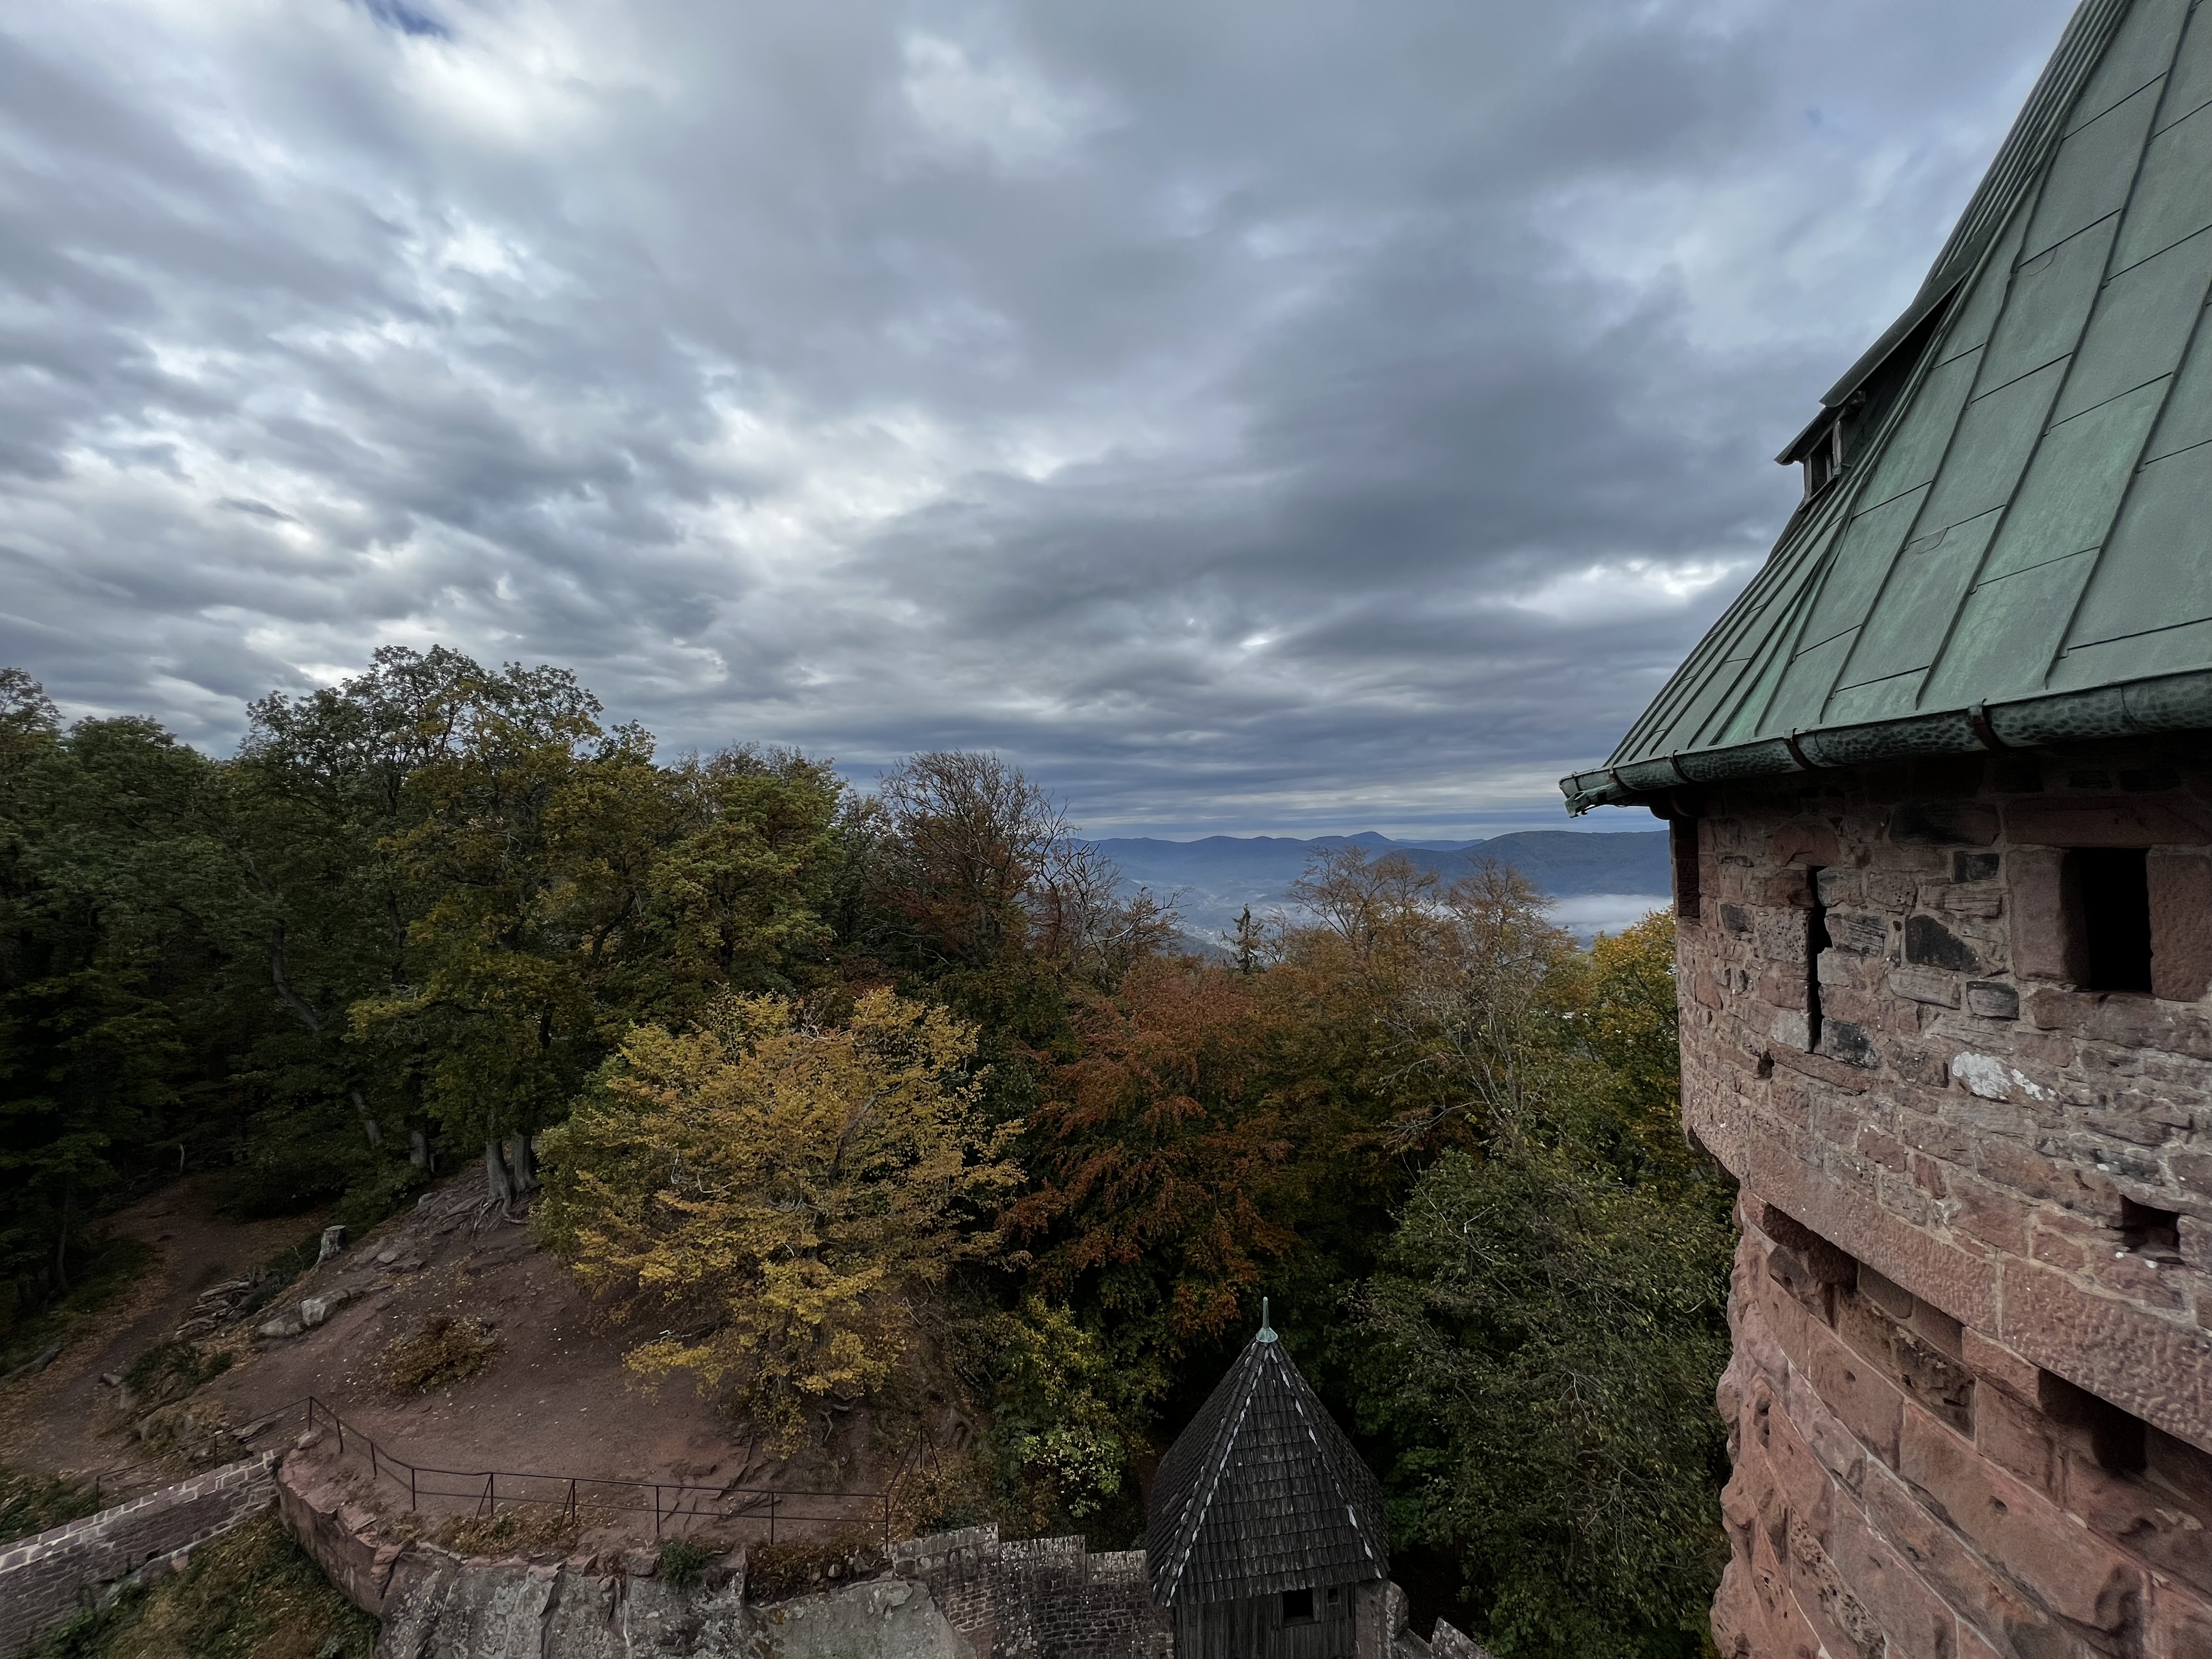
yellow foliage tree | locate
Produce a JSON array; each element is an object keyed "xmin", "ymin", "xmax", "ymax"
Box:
[{"xmin": 535, "ymin": 990, "xmax": 1020, "ymax": 1451}]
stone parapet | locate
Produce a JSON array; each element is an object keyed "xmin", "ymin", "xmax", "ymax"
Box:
[{"xmin": 0, "ymin": 1453, "xmax": 276, "ymax": 1657}]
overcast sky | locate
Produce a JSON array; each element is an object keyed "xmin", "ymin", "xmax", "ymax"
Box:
[{"xmin": 1, "ymin": 0, "xmax": 2077, "ymax": 836}]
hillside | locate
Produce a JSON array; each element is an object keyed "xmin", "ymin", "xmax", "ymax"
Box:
[{"xmin": 1095, "ymin": 828, "xmax": 1671, "ymax": 941}]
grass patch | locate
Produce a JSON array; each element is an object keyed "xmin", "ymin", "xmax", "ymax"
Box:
[
  {"xmin": 379, "ymin": 1315, "xmax": 499, "ymax": 1396},
  {"xmin": 1, "ymin": 1238, "xmax": 156, "ymax": 1376},
  {"xmin": 34, "ymin": 1509, "xmax": 376, "ymax": 1659},
  {"xmin": 435, "ymin": 1506, "xmax": 583, "ymax": 1557},
  {"xmin": 0, "ymin": 1465, "xmax": 100, "ymax": 1547},
  {"xmin": 123, "ymin": 1340, "xmax": 234, "ymax": 1406}
]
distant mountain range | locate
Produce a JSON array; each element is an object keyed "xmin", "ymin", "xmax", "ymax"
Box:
[{"xmin": 1093, "ymin": 830, "xmax": 1672, "ymax": 945}]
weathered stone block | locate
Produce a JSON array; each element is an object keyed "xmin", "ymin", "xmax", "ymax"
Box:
[
  {"xmin": 1819, "ymin": 1021, "xmax": 1879, "ymax": 1070},
  {"xmin": 1825, "ymin": 912, "xmax": 1890, "ymax": 956},
  {"xmin": 2005, "ymin": 846, "xmax": 2074, "ymax": 982},
  {"xmin": 1888, "ymin": 967, "xmax": 1959, "ymax": 1008},
  {"xmin": 2150, "ymin": 848, "xmax": 2212, "ymax": 1002},
  {"xmin": 1897, "ymin": 1405, "xmax": 2142, "ymax": 1630},
  {"xmin": 2006, "ymin": 795, "xmax": 2212, "ymax": 848},
  {"xmin": 1890, "ymin": 803, "xmax": 1999, "ymax": 847},
  {"xmin": 1904, "ymin": 915, "xmax": 1979, "ymax": 972},
  {"xmin": 1963, "ymin": 980, "xmax": 2019, "ymax": 1019}
]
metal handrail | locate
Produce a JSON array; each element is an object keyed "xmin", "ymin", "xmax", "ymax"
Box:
[{"xmin": 284, "ymin": 1396, "xmax": 898, "ymax": 1542}]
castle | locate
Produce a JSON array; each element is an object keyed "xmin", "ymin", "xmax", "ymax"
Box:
[{"xmin": 1564, "ymin": 1, "xmax": 2212, "ymax": 1652}]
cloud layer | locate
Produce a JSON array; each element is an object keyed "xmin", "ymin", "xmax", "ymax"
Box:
[{"xmin": 0, "ymin": 0, "xmax": 2075, "ymax": 833}]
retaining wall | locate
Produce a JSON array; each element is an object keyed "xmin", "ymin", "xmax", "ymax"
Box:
[{"xmin": 0, "ymin": 1453, "xmax": 276, "ymax": 1657}]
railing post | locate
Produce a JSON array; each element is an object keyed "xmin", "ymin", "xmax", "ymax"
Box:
[
  {"xmin": 410, "ymin": 1465, "xmax": 418, "ymax": 1512},
  {"xmin": 769, "ymin": 1491, "xmax": 776, "ymax": 1546},
  {"xmin": 653, "ymin": 1486, "xmax": 662, "ymax": 1540}
]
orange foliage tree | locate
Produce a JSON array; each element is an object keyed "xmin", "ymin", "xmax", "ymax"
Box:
[{"xmin": 1007, "ymin": 957, "xmax": 1298, "ymax": 1365}]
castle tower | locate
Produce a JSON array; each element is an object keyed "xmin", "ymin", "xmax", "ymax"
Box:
[
  {"xmin": 1147, "ymin": 1306, "xmax": 1391, "ymax": 1659},
  {"xmin": 1562, "ymin": 1, "xmax": 2212, "ymax": 1651}
]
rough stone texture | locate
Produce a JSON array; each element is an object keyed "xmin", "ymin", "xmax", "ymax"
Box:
[
  {"xmin": 279, "ymin": 1458, "xmax": 1174, "ymax": 1659},
  {"xmin": 1681, "ymin": 750, "xmax": 2212, "ymax": 1658},
  {"xmin": 0, "ymin": 1453, "xmax": 276, "ymax": 1657}
]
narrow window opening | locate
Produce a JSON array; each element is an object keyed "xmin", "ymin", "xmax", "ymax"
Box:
[
  {"xmin": 2069, "ymin": 848, "xmax": 2152, "ymax": 992},
  {"xmin": 1325, "ymin": 1588, "xmax": 1342, "ymax": 1607},
  {"xmin": 1281, "ymin": 1588, "xmax": 1316, "ymax": 1625},
  {"xmin": 1802, "ymin": 419, "xmax": 1845, "ymax": 497},
  {"xmin": 1671, "ymin": 818, "xmax": 1702, "ymax": 924},
  {"xmin": 2120, "ymin": 1196, "xmax": 2182, "ymax": 1258},
  {"xmin": 1806, "ymin": 866, "xmax": 1830, "ymax": 1052},
  {"xmin": 2037, "ymin": 1370, "xmax": 2150, "ymax": 1475}
]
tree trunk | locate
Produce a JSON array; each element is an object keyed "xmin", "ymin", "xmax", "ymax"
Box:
[
  {"xmin": 53, "ymin": 1178, "xmax": 71, "ymax": 1291},
  {"xmin": 483, "ymin": 1136, "xmax": 514, "ymax": 1206},
  {"xmin": 409, "ymin": 1128, "xmax": 429, "ymax": 1170},
  {"xmin": 350, "ymin": 1089, "xmax": 384, "ymax": 1148},
  {"xmin": 505, "ymin": 1133, "xmax": 538, "ymax": 1195}
]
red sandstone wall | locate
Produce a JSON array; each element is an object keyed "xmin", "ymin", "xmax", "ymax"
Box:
[{"xmin": 1674, "ymin": 753, "xmax": 2212, "ymax": 1658}]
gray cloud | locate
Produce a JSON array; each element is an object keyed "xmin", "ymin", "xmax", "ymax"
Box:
[{"xmin": 0, "ymin": 0, "xmax": 2075, "ymax": 833}]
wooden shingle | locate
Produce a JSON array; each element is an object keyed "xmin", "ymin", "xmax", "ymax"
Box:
[{"xmin": 1146, "ymin": 1317, "xmax": 1387, "ymax": 1609}]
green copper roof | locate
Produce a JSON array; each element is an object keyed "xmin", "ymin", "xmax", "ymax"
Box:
[{"xmin": 1564, "ymin": 0, "xmax": 2212, "ymax": 813}]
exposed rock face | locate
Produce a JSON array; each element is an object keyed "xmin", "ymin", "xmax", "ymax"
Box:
[{"xmin": 1675, "ymin": 757, "xmax": 2212, "ymax": 1656}]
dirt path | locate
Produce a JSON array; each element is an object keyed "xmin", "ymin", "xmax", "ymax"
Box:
[{"xmin": 0, "ymin": 1179, "xmax": 325, "ymax": 1494}]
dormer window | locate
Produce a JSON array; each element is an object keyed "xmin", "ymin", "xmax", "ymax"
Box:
[
  {"xmin": 1802, "ymin": 417, "xmax": 1845, "ymax": 497},
  {"xmin": 1778, "ymin": 389, "xmax": 1867, "ymax": 501}
]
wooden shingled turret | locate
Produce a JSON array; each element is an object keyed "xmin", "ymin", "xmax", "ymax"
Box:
[{"xmin": 1146, "ymin": 1303, "xmax": 1389, "ymax": 1659}]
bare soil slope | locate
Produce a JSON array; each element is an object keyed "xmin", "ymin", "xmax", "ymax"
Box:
[
  {"xmin": 0, "ymin": 1178, "xmax": 325, "ymax": 1496},
  {"xmin": 4, "ymin": 1177, "xmax": 915, "ymax": 1546}
]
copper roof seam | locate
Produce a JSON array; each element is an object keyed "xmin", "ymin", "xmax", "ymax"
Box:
[
  {"xmin": 1561, "ymin": 665, "xmax": 2212, "ymax": 807},
  {"xmin": 2039, "ymin": 19, "xmax": 2212, "ymax": 679}
]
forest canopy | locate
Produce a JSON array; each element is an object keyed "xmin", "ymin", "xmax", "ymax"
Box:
[{"xmin": 0, "ymin": 650, "xmax": 1731, "ymax": 1659}]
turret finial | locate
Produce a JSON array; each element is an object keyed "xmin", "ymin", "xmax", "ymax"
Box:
[{"xmin": 1258, "ymin": 1297, "xmax": 1276, "ymax": 1343}]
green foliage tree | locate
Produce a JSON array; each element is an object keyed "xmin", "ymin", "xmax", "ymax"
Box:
[{"xmin": 1361, "ymin": 1137, "xmax": 1732, "ymax": 1659}]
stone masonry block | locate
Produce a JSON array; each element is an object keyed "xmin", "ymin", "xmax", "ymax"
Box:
[
  {"xmin": 1960, "ymin": 1327, "xmax": 2042, "ymax": 1401},
  {"xmin": 2150, "ymin": 848, "xmax": 2212, "ymax": 1001},
  {"xmin": 2006, "ymin": 846, "xmax": 2074, "ymax": 982},
  {"xmin": 1898, "ymin": 1403, "xmax": 2142, "ymax": 1630},
  {"xmin": 1999, "ymin": 1259, "xmax": 2212, "ymax": 1457},
  {"xmin": 1825, "ymin": 1500, "xmax": 1957, "ymax": 1659},
  {"xmin": 1888, "ymin": 966, "xmax": 1960, "ymax": 1008},
  {"xmin": 2006, "ymin": 795, "xmax": 2212, "ymax": 848}
]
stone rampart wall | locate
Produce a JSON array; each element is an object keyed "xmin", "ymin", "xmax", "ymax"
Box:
[
  {"xmin": 0, "ymin": 1453, "xmax": 276, "ymax": 1657},
  {"xmin": 889, "ymin": 1524, "xmax": 1171, "ymax": 1659},
  {"xmin": 1673, "ymin": 750, "xmax": 2212, "ymax": 1656}
]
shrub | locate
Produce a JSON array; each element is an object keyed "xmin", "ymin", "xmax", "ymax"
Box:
[
  {"xmin": 657, "ymin": 1538, "xmax": 709, "ymax": 1589},
  {"xmin": 379, "ymin": 1316, "xmax": 499, "ymax": 1395}
]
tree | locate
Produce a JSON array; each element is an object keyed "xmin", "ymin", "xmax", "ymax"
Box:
[
  {"xmin": 1009, "ymin": 958, "xmax": 1297, "ymax": 1363},
  {"xmin": 535, "ymin": 989, "xmax": 1021, "ymax": 1451},
  {"xmin": 346, "ymin": 659, "xmax": 630, "ymax": 1203},
  {"xmin": 1360, "ymin": 1137, "xmax": 1732, "ymax": 1659}
]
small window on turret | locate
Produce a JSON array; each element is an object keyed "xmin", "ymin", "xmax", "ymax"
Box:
[{"xmin": 1282, "ymin": 1589, "xmax": 1316, "ymax": 1625}]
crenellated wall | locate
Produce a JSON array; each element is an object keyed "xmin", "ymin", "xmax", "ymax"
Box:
[
  {"xmin": 1673, "ymin": 747, "xmax": 2212, "ymax": 1658},
  {"xmin": 0, "ymin": 1454, "xmax": 277, "ymax": 1657}
]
